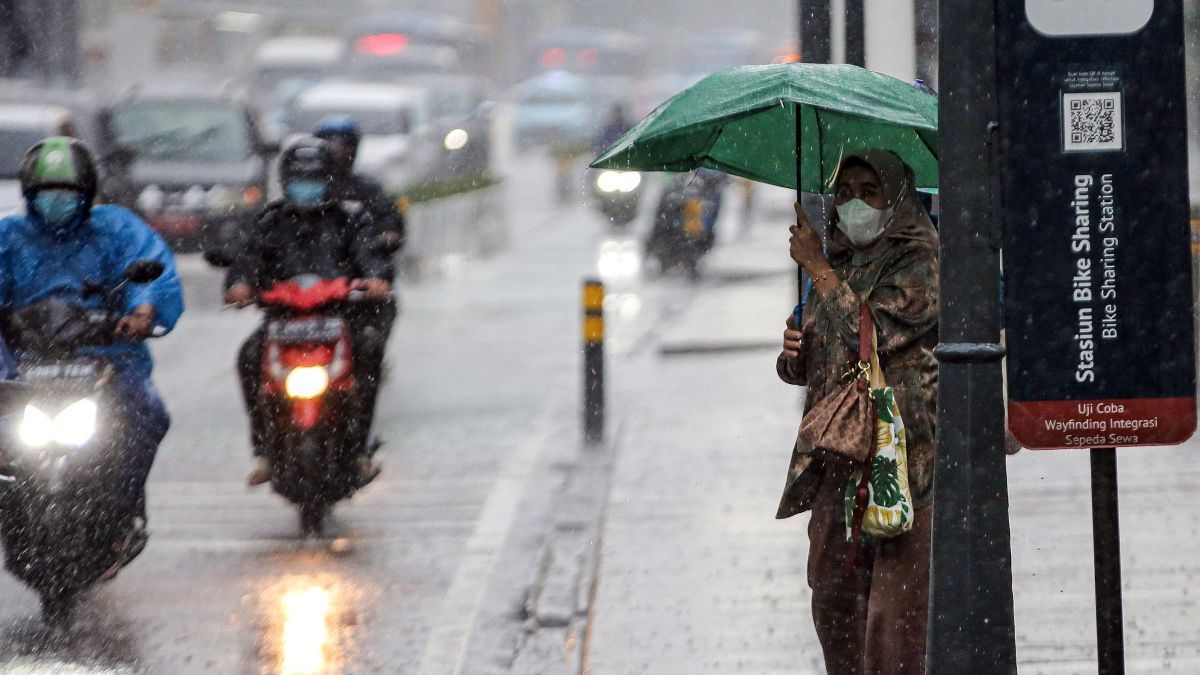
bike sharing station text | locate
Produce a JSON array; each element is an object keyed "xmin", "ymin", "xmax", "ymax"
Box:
[{"xmin": 997, "ymin": 0, "xmax": 1196, "ymax": 449}]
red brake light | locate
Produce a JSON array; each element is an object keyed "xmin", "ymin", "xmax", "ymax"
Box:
[
  {"xmin": 577, "ymin": 48, "xmax": 598, "ymax": 69},
  {"xmin": 355, "ymin": 33, "xmax": 410, "ymax": 56},
  {"xmin": 541, "ymin": 48, "xmax": 566, "ymax": 69}
]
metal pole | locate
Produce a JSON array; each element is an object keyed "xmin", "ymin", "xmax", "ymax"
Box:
[
  {"xmin": 796, "ymin": 0, "xmax": 830, "ymax": 307},
  {"xmin": 845, "ymin": 0, "xmax": 865, "ymax": 67},
  {"xmin": 1090, "ymin": 447, "xmax": 1126, "ymax": 675},
  {"xmin": 582, "ymin": 279, "xmax": 605, "ymax": 444},
  {"xmin": 927, "ymin": 0, "xmax": 1018, "ymax": 671},
  {"xmin": 798, "ymin": 0, "xmax": 832, "ymax": 64}
]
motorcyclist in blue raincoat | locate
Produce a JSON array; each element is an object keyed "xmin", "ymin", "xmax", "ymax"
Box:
[{"xmin": 0, "ymin": 137, "xmax": 183, "ymax": 548}]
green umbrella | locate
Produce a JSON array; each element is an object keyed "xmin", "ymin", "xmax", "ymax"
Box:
[{"xmin": 591, "ymin": 62, "xmax": 938, "ymax": 193}]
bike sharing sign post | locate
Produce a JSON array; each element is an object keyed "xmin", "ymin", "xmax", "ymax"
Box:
[{"xmin": 997, "ymin": 0, "xmax": 1195, "ymax": 672}]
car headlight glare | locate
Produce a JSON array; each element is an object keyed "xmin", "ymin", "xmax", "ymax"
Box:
[
  {"xmin": 285, "ymin": 366, "xmax": 330, "ymax": 400},
  {"xmin": 18, "ymin": 399, "xmax": 98, "ymax": 448},
  {"xmin": 137, "ymin": 184, "xmax": 165, "ymax": 213},
  {"xmin": 181, "ymin": 185, "xmax": 207, "ymax": 211},
  {"xmin": 443, "ymin": 128, "xmax": 469, "ymax": 151}
]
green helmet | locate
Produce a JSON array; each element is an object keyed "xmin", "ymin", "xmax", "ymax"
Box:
[{"xmin": 18, "ymin": 136, "xmax": 98, "ymax": 202}]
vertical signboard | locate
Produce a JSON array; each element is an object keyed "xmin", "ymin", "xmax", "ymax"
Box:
[{"xmin": 998, "ymin": 0, "xmax": 1196, "ymax": 450}]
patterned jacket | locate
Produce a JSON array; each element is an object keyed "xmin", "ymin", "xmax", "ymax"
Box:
[{"xmin": 775, "ymin": 150, "xmax": 940, "ymax": 518}]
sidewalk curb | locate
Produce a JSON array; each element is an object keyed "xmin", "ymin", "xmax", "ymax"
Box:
[{"xmin": 511, "ymin": 420, "xmax": 624, "ymax": 675}]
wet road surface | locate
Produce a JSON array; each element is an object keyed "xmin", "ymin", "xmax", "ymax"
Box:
[{"xmin": 0, "ymin": 154, "xmax": 690, "ymax": 674}]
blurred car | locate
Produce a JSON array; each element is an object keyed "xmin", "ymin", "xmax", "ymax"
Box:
[
  {"xmin": 344, "ymin": 10, "xmax": 487, "ymax": 78},
  {"xmin": 0, "ymin": 101, "xmax": 93, "ymax": 217},
  {"xmin": 512, "ymin": 71, "xmax": 605, "ymax": 152},
  {"xmin": 287, "ymin": 81, "xmax": 438, "ymax": 194},
  {"xmin": 525, "ymin": 28, "xmax": 647, "ymax": 80},
  {"xmin": 391, "ymin": 73, "xmax": 493, "ymax": 178},
  {"xmin": 250, "ymin": 36, "xmax": 346, "ymax": 143},
  {"xmin": 98, "ymin": 89, "xmax": 275, "ymax": 249}
]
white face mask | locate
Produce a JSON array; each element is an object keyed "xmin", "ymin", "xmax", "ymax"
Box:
[{"xmin": 835, "ymin": 198, "xmax": 894, "ymax": 248}]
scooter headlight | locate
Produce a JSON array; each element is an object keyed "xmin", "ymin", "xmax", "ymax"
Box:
[
  {"xmin": 285, "ymin": 366, "xmax": 330, "ymax": 400},
  {"xmin": 17, "ymin": 399, "xmax": 97, "ymax": 448},
  {"xmin": 18, "ymin": 404, "xmax": 53, "ymax": 448},
  {"xmin": 54, "ymin": 399, "xmax": 98, "ymax": 447},
  {"xmin": 595, "ymin": 170, "xmax": 622, "ymax": 193},
  {"xmin": 616, "ymin": 171, "xmax": 642, "ymax": 193}
]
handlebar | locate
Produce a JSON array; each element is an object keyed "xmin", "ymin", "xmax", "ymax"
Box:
[{"xmin": 223, "ymin": 290, "xmax": 390, "ymax": 311}]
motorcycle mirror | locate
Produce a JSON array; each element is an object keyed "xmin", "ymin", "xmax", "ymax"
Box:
[
  {"xmin": 124, "ymin": 259, "xmax": 165, "ymax": 284},
  {"xmin": 203, "ymin": 248, "xmax": 235, "ymax": 268}
]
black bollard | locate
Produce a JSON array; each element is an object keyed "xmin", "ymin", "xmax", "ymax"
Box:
[{"xmin": 582, "ymin": 279, "xmax": 605, "ymax": 444}]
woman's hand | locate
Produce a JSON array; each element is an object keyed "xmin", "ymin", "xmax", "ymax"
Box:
[
  {"xmin": 782, "ymin": 316, "xmax": 805, "ymax": 360},
  {"xmin": 789, "ymin": 202, "xmax": 829, "ymax": 272}
]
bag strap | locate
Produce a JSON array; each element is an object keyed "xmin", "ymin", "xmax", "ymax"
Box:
[
  {"xmin": 848, "ymin": 302, "xmax": 877, "ymax": 566},
  {"xmin": 858, "ymin": 303, "xmax": 873, "ymax": 364}
]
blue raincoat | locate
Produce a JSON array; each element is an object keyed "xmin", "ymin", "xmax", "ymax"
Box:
[
  {"xmin": 0, "ymin": 203, "xmax": 183, "ymax": 515},
  {"xmin": 0, "ymin": 204, "xmax": 183, "ymax": 378}
]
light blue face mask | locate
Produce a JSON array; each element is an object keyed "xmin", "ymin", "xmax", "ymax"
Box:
[
  {"xmin": 32, "ymin": 189, "xmax": 84, "ymax": 234},
  {"xmin": 285, "ymin": 180, "xmax": 328, "ymax": 206}
]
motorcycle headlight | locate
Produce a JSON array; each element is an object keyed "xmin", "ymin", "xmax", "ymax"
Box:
[
  {"xmin": 596, "ymin": 171, "xmax": 622, "ymax": 193},
  {"xmin": 137, "ymin": 184, "xmax": 165, "ymax": 213},
  {"xmin": 617, "ymin": 172, "xmax": 642, "ymax": 193},
  {"xmin": 53, "ymin": 399, "xmax": 98, "ymax": 447},
  {"xmin": 443, "ymin": 128, "xmax": 469, "ymax": 151},
  {"xmin": 285, "ymin": 366, "xmax": 330, "ymax": 400},
  {"xmin": 17, "ymin": 399, "xmax": 97, "ymax": 448},
  {"xmin": 18, "ymin": 404, "xmax": 53, "ymax": 448}
]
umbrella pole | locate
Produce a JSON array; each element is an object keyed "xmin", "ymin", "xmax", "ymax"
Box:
[{"xmin": 795, "ymin": 104, "xmax": 807, "ymax": 323}]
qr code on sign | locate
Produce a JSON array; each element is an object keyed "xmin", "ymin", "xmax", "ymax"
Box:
[{"xmin": 1062, "ymin": 92, "xmax": 1123, "ymax": 152}]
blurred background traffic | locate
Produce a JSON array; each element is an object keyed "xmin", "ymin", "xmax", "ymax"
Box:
[
  {"xmin": 0, "ymin": 0, "xmax": 950, "ymax": 256},
  {"xmin": 0, "ymin": 1, "xmax": 1196, "ymax": 251}
]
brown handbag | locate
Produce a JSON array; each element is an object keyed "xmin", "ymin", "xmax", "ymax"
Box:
[{"xmin": 797, "ymin": 303, "xmax": 875, "ymax": 464}]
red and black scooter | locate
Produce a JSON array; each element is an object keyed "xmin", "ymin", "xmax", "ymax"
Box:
[
  {"xmin": 254, "ymin": 275, "xmax": 369, "ymax": 534},
  {"xmin": 203, "ymin": 252, "xmax": 382, "ymax": 534}
]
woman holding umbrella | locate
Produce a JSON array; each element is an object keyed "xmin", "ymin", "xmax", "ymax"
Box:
[
  {"xmin": 591, "ymin": 61, "xmax": 941, "ymax": 674},
  {"xmin": 778, "ymin": 148, "xmax": 939, "ymax": 675}
]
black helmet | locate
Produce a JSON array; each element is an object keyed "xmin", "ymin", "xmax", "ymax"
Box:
[
  {"xmin": 279, "ymin": 136, "xmax": 334, "ymax": 184},
  {"xmin": 18, "ymin": 136, "xmax": 98, "ymax": 203}
]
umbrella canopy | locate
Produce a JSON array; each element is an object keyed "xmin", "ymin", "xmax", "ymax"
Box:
[{"xmin": 591, "ymin": 62, "xmax": 938, "ymax": 193}]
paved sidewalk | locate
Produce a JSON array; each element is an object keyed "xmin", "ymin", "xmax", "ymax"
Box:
[
  {"xmin": 659, "ymin": 222, "xmax": 796, "ymax": 355},
  {"xmin": 587, "ymin": 266, "xmax": 1200, "ymax": 673}
]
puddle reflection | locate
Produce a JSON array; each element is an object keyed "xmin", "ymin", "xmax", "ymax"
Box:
[
  {"xmin": 597, "ymin": 238, "xmax": 642, "ymax": 280},
  {"xmin": 259, "ymin": 573, "xmax": 357, "ymax": 675},
  {"xmin": 281, "ymin": 586, "xmax": 332, "ymax": 675}
]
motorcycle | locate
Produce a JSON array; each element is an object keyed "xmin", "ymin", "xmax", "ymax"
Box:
[
  {"xmin": 204, "ymin": 249, "xmax": 388, "ymax": 536},
  {"xmin": 0, "ymin": 260, "xmax": 165, "ymax": 626},
  {"xmin": 590, "ymin": 169, "xmax": 643, "ymax": 228},
  {"xmin": 644, "ymin": 172, "xmax": 724, "ymax": 279}
]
